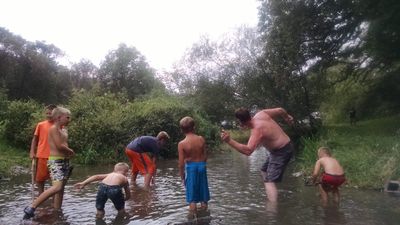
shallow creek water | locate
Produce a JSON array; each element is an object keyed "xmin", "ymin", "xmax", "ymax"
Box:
[{"xmin": 1, "ymin": 149, "xmax": 399, "ymax": 225}]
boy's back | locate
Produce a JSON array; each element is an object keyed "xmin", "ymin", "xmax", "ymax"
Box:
[
  {"xmin": 179, "ymin": 134, "xmax": 207, "ymax": 162},
  {"xmin": 318, "ymin": 156, "xmax": 344, "ymax": 175},
  {"xmin": 102, "ymin": 172, "xmax": 128, "ymax": 186},
  {"xmin": 178, "ymin": 116, "xmax": 210, "ymax": 212}
]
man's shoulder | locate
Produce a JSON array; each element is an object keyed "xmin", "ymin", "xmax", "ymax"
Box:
[{"xmin": 254, "ymin": 110, "xmax": 272, "ymax": 119}]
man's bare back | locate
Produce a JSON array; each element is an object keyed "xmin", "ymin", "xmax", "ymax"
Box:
[{"xmin": 251, "ymin": 110, "xmax": 291, "ymax": 150}]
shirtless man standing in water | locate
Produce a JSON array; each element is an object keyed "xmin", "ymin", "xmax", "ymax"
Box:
[
  {"xmin": 221, "ymin": 107, "xmax": 294, "ymax": 202},
  {"xmin": 24, "ymin": 107, "xmax": 74, "ymax": 219}
]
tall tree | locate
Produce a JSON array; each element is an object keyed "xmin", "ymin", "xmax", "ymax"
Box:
[
  {"xmin": 166, "ymin": 27, "xmax": 263, "ymax": 121},
  {"xmin": 257, "ymin": 0, "xmax": 365, "ymax": 117},
  {"xmin": 97, "ymin": 43, "xmax": 160, "ymax": 99},
  {"xmin": 70, "ymin": 59, "xmax": 98, "ymax": 90},
  {"xmin": 0, "ymin": 27, "xmax": 68, "ymax": 103}
]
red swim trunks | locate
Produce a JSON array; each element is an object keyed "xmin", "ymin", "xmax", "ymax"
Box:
[{"xmin": 321, "ymin": 173, "xmax": 346, "ymax": 188}]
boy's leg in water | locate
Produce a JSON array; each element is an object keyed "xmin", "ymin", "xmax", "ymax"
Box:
[
  {"xmin": 318, "ymin": 184, "xmax": 329, "ymax": 207},
  {"xmin": 264, "ymin": 182, "xmax": 278, "ymax": 202},
  {"xmin": 200, "ymin": 202, "xmax": 208, "ymax": 211},
  {"xmin": 332, "ymin": 188, "xmax": 340, "ymax": 204},
  {"xmin": 24, "ymin": 182, "xmax": 63, "ymax": 219},
  {"xmin": 189, "ymin": 202, "xmax": 197, "ymax": 213},
  {"xmin": 53, "ymin": 187, "xmax": 65, "ymax": 209},
  {"xmin": 33, "ymin": 182, "xmax": 63, "ymax": 208},
  {"xmin": 144, "ymin": 173, "xmax": 152, "ymax": 188},
  {"xmin": 187, "ymin": 203, "xmax": 197, "ymax": 220},
  {"xmin": 96, "ymin": 209, "xmax": 105, "ymax": 219},
  {"xmin": 37, "ymin": 181, "xmax": 45, "ymax": 195},
  {"xmin": 131, "ymin": 171, "xmax": 138, "ymax": 185}
]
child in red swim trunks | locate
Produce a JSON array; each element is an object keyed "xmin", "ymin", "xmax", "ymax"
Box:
[{"xmin": 312, "ymin": 147, "xmax": 345, "ymax": 206}]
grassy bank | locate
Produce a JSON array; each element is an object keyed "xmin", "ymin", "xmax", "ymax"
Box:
[
  {"xmin": 0, "ymin": 138, "xmax": 29, "ymax": 177},
  {"xmin": 295, "ymin": 115, "xmax": 400, "ymax": 189}
]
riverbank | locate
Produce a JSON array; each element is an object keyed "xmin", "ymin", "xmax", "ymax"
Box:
[
  {"xmin": 0, "ymin": 138, "xmax": 29, "ymax": 178},
  {"xmin": 1, "ymin": 115, "xmax": 399, "ymax": 189},
  {"xmin": 295, "ymin": 115, "xmax": 400, "ymax": 189}
]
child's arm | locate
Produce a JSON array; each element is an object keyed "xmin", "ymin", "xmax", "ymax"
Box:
[
  {"xmin": 74, "ymin": 174, "xmax": 108, "ymax": 190},
  {"xmin": 123, "ymin": 179, "xmax": 131, "ymax": 200},
  {"xmin": 29, "ymin": 135, "xmax": 39, "ymax": 159},
  {"xmin": 312, "ymin": 159, "xmax": 322, "ymax": 184}
]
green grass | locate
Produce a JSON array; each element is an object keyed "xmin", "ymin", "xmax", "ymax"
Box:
[
  {"xmin": 295, "ymin": 115, "xmax": 400, "ymax": 189},
  {"xmin": 0, "ymin": 138, "xmax": 29, "ymax": 177}
]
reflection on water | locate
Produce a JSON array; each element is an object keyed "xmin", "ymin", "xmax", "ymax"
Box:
[{"xmin": 1, "ymin": 149, "xmax": 400, "ymax": 225}]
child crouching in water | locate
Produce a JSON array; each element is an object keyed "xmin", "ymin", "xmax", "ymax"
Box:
[
  {"xmin": 178, "ymin": 116, "xmax": 210, "ymax": 215},
  {"xmin": 312, "ymin": 147, "xmax": 345, "ymax": 206},
  {"xmin": 74, "ymin": 162, "xmax": 130, "ymax": 218}
]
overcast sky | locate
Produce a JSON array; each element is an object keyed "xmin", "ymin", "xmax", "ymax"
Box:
[{"xmin": 0, "ymin": 0, "xmax": 259, "ymax": 71}]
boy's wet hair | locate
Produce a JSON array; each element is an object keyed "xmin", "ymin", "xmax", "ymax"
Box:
[
  {"xmin": 318, "ymin": 147, "xmax": 331, "ymax": 156},
  {"xmin": 179, "ymin": 116, "xmax": 195, "ymax": 133},
  {"xmin": 157, "ymin": 131, "xmax": 170, "ymax": 141},
  {"xmin": 235, "ymin": 107, "xmax": 251, "ymax": 124},
  {"xmin": 51, "ymin": 106, "xmax": 71, "ymax": 118},
  {"xmin": 114, "ymin": 162, "xmax": 129, "ymax": 172}
]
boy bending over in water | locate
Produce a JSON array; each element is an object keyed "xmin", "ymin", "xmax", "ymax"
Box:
[
  {"xmin": 74, "ymin": 162, "xmax": 130, "ymax": 219},
  {"xmin": 178, "ymin": 116, "xmax": 210, "ymax": 214},
  {"xmin": 312, "ymin": 147, "xmax": 346, "ymax": 205},
  {"xmin": 24, "ymin": 107, "xmax": 74, "ymax": 219}
]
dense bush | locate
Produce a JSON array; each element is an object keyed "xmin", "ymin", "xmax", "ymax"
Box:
[
  {"xmin": 67, "ymin": 89, "xmax": 130, "ymax": 163},
  {"xmin": 1, "ymin": 87, "xmax": 220, "ymax": 163},
  {"xmin": 0, "ymin": 89, "xmax": 9, "ymax": 134},
  {"xmin": 67, "ymin": 89, "xmax": 220, "ymax": 163},
  {"xmin": 2, "ymin": 100, "xmax": 42, "ymax": 148}
]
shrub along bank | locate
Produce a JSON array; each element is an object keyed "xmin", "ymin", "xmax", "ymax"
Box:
[{"xmin": 0, "ymin": 89, "xmax": 220, "ymax": 170}]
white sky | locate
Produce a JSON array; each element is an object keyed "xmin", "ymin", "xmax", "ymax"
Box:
[{"xmin": 0, "ymin": 0, "xmax": 259, "ymax": 71}]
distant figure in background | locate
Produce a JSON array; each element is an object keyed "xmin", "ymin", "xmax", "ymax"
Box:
[
  {"xmin": 221, "ymin": 107, "xmax": 294, "ymax": 202},
  {"xmin": 349, "ymin": 108, "xmax": 356, "ymax": 125},
  {"xmin": 178, "ymin": 116, "xmax": 210, "ymax": 215},
  {"xmin": 312, "ymin": 147, "xmax": 345, "ymax": 206},
  {"xmin": 125, "ymin": 131, "xmax": 170, "ymax": 188},
  {"xmin": 74, "ymin": 162, "xmax": 130, "ymax": 219},
  {"xmin": 29, "ymin": 104, "xmax": 57, "ymax": 195}
]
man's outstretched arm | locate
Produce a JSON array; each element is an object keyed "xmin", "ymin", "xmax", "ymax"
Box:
[
  {"xmin": 221, "ymin": 130, "xmax": 260, "ymax": 156},
  {"xmin": 263, "ymin": 108, "xmax": 294, "ymax": 125}
]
